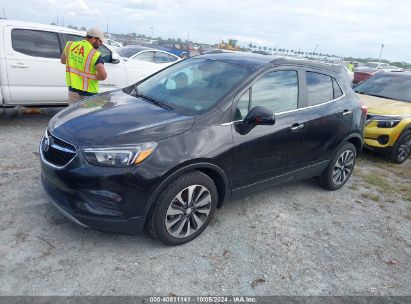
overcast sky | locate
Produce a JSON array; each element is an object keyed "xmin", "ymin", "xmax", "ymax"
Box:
[{"xmin": 2, "ymin": 0, "xmax": 411, "ymax": 62}]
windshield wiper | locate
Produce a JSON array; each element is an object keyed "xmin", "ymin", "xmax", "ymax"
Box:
[{"xmin": 137, "ymin": 92, "xmax": 174, "ymax": 111}]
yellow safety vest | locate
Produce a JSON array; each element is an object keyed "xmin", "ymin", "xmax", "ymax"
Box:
[{"xmin": 65, "ymin": 40, "xmax": 101, "ymax": 93}]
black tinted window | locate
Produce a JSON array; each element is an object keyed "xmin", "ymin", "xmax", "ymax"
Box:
[
  {"xmin": 306, "ymin": 72, "xmax": 333, "ymax": 105},
  {"xmin": 251, "ymin": 70, "xmax": 298, "ymax": 113},
  {"xmin": 12, "ymin": 29, "xmax": 61, "ymax": 58},
  {"xmin": 333, "ymin": 78, "xmax": 343, "ymax": 99}
]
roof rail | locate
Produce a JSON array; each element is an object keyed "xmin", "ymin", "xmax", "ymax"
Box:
[{"xmin": 270, "ymin": 57, "xmax": 343, "ymax": 73}]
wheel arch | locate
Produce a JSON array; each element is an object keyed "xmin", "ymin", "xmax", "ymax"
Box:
[
  {"xmin": 144, "ymin": 161, "xmax": 230, "ymax": 225},
  {"xmin": 343, "ymin": 132, "xmax": 363, "ymax": 156}
]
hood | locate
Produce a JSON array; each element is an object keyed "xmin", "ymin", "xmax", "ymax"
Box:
[
  {"xmin": 357, "ymin": 93, "xmax": 411, "ymax": 116},
  {"xmin": 49, "ymin": 90, "xmax": 195, "ymax": 146}
]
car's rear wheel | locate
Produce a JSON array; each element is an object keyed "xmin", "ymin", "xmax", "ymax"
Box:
[
  {"xmin": 390, "ymin": 130, "xmax": 411, "ymax": 164},
  {"xmin": 147, "ymin": 171, "xmax": 218, "ymax": 245},
  {"xmin": 318, "ymin": 142, "xmax": 356, "ymax": 190}
]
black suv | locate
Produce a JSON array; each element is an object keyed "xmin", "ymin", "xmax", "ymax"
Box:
[{"xmin": 40, "ymin": 53, "xmax": 366, "ymax": 245}]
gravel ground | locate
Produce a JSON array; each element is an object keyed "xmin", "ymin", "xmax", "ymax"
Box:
[{"xmin": 0, "ymin": 107, "xmax": 410, "ymax": 296}]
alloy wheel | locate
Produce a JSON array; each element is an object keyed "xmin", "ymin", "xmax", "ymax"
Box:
[
  {"xmin": 397, "ymin": 135, "xmax": 411, "ymax": 163},
  {"xmin": 165, "ymin": 184, "xmax": 212, "ymax": 238},
  {"xmin": 332, "ymin": 149, "xmax": 355, "ymax": 186}
]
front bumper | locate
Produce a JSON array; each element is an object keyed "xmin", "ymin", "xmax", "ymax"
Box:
[
  {"xmin": 41, "ymin": 173, "xmax": 146, "ymax": 234},
  {"xmin": 39, "ymin": 134, "xmax": 154, "ymax": 235},
  {"xmin": 364, "ymin": 120, "xmax": 407, "ymax": 149}
]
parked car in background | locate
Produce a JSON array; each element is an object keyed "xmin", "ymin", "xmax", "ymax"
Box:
[
  {"xmin": 353, "ymin": 62, "xmax": 391, "ymax": 84},
  {"xmin": 354, "ymin": 71, "xmax": 411, "ymax": 163},
  {"xmin": 106, "ymin": 38, "xmax": 123, "ymax": 51},
  {"xmin": 0, "ymin": 19, "xmax": 171, "ymax": 107},
  {"xmin": 117, "ymin": 45, "xmax": 181, "ymax": 65},
  {"xmin": 40, "ymin": 53, "xmax": 366, "ymax": 245}
]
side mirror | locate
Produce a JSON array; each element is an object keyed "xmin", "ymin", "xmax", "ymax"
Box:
[
  {"xmin": 235, "ymin": 106, "xmax": 275, "ymax": 135},
  {"xmin": 244, "ymin": 106, "xmax": 275, "ymax": 126},
  {"xmin": 111, "ymin": 51, "xmax": 121, "ymax": 64}
]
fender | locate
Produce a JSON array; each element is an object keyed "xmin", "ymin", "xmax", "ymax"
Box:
[
  {"xmin": 339, "ymin": 132, "xmax": 364, "ymax": 156},
  {"xmin": 142, "ymin": 161, "xmax": 230, "ymax": 222}
]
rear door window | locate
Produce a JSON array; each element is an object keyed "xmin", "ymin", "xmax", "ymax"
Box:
[
  {"xmin": 154, "ymin": 52, "xmax": 178, "ymax": 63},
  {"xmin": 135, "ymin": 51, "xmax": 154, "ymax": 62},
  {"xmin": 306, "ymin": 71, "xmax": 334, "ymax": 105},
  {"xmin": 12, "ymin": 29, "xmax": 61, "ymax": 58}
]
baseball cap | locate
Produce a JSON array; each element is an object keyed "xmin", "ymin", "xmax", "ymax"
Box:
[{"xmin": 87, "ymin": 27, "xmax": 107, "ymax": 43}]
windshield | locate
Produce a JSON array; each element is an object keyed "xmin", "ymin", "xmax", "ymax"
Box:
[
  {"xmin": 125, "ymin": 58, "xmax": 252, "ymax": 113},
  {"xmin": 354, "ymin": 73, "xmax": 411, "ymax": 102},
  {"xmin": 363, "ymin": 62, "xmax": 379, "ymax": 68},
  {"xmin": 117, "ymin": 47, "xmax": 141, "ymax": 58}
]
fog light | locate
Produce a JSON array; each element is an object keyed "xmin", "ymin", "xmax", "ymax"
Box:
[{"xmin": 377, "ymin": 135, "xmax": 389, "ymax": 145}]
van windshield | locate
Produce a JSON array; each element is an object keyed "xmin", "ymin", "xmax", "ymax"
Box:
[{"xmin": 124, "ymin": 58, "xmax": 251, "ymax": 114}]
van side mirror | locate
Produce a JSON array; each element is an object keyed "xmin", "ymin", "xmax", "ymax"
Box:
[
  {"xmin": 244, "ymin": 106, "xmax": 275, "ymax": 126},
  {"xmin": 111, "ymin": 52, "xmax": 121, "ymax": 64}
]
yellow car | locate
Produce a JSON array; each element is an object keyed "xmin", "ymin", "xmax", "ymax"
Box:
[{"xmin": 354, "ymin": 71, "xmax": 411, "ymax": 163}]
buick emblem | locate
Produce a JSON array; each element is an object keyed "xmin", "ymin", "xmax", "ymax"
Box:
[{"xmin": 43, "ymin": 135, "xmax": 50, "ymax": 152}]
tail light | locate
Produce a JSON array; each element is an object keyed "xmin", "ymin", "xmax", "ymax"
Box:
[
  {"xmin": 361, "ymin": 105, "xmax": 368, "ymax": 116},
  {"xmin": 357, "ymin": 96, "xmax": 368, "ymax": 116}
]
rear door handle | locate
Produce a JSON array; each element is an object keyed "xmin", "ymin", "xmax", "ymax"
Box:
[
  {"xmin": 11, "ymin": 63, "xmax": 29, "ymax": 68},
  {"xmin": 290, "ymin": 123, "xmax": 304, "ymax": 131},
  {"xmin": 342, "ymin": 109, "xmax": 352, "ymax": 116}
]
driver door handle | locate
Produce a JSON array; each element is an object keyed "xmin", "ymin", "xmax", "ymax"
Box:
[
  {"xmin": 290, "ymin": 123, "xmax": 304, "ymax": 131},
  {"xmin": 342, "ymin": 109, "xmax": 352, "ymax": 116}
]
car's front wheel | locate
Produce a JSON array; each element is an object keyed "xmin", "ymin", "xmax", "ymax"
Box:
[
  {"xmin": 147, "ymin": 171, "xmax": 218, "ymax": 245},
  {"xmin": 318, "ymin": 142, "xmax": 356, "ymax": 190},
  {"xmin": 390, "ymin": 130, "xmax": 411, "ymax": 164}
]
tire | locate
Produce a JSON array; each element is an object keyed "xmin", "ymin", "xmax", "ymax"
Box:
[
  {"xmin": 318, "ymin": 142, "xmax": 356, "ymax": 190},
  {"xmin": 147, "ymin": 171, "xmax": 218, "ymax": 245},
  {"xmin": 390, "ymin": 130, "xmax": 411, "ymax": 164}
]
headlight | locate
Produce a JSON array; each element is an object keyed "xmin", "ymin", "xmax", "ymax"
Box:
[
  {"xmin": 366, "ymin": 115, "xmax": 403, "ymax": 128},
  {"xmin": 377, "ymin": 120, "xmax": 401, "ymax": 128},
  {"xmin": 82, "ymin": 142, "xmax": 157, "ymax": 166}
]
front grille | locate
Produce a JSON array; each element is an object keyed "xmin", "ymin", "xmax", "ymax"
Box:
[{"xmin": 41, "ymin": 130, "xmax": 77, "ymax": 167}]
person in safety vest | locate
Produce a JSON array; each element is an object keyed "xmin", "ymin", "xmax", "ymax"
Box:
[{"xmin": 60, "ymin": 27, "xmax": 107, "ymax": 104}]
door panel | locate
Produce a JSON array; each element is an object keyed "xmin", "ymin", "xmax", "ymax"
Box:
[
  {"xmin": 231, "ymin": 69, "xmax": 305, "ymax": 190},
  {"xmin": 4, "ymin": 26, "xmax": 67, "ymax": 104},
  {"xmin": 299, "ymin": 71, "xmax": 353, "ymax": 165},
  {"xmin": 232, "ymin": 111, "xmax": 306, "ymax": 189}
]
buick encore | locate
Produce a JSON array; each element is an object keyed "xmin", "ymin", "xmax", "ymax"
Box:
[{"xmin": 40, "ymin": 53, "xmax": 367, "ymax": 245}]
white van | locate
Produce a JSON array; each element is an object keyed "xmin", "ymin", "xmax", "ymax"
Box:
[{"xmin": 0, "ymin": 19, "xmax": 175, "ymax": 107}]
